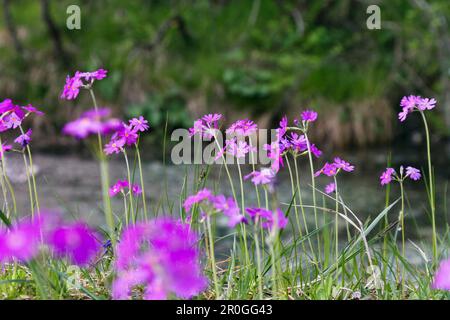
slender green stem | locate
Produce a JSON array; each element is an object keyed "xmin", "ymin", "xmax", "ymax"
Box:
[
  {"xmin": 237, "ymin": 162, "xmax": 250, "ymax": 266},
  {"xmin": 206, "ymin": 214, "xmax": 220, "ymax": 298},
  {"xmin": 22, "ymin": 151, "xmax": 35, "ymax": 217},
  {"xmin": 399, "ymin": 179, "xmax": 405, "ymax": 294},
  {"xmin": 254, "ymin": 218, "xmax": 263, "ymax": 299},
  {"xmin": 420, "ymin": 111, "xmax": 436, "ymax": 262},
  {"xmin": 122, "ymin": 193, "xmax": 129, "ymax": 226},
  {"xmin": 135, "ymin": 144, "xmax": 148, "ymax": 220},
  {"xmin": 123, "ymin": 149, "xmax": 135, "ymax": 224},
  {"xmin": 88, "ymin": 89, "xmax": 115, "ymax": 244}
]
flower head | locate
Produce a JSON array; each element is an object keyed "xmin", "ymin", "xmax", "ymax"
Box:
[
  {"xmin": 183, "ymin": 188, "xmax": 213, "ymax": 212},
  {"xmin": 0, "ymin": 143, "xmax": 12, "ymax": 157},
  {"xmin": 380, "ymin": 168, "xmax": 395, "ymax": 186},
  {"xmin": 113, "ymin": 219, "xmax": 207, "ymax": 300},
  {"xmin": 398, "ymin": 95, "xmax": 436, "ymax": 122},
  {"xmin": 432, "ymin": 259, "xmax": 450, "ymax": 291},
  {"xmin": 63, "ymin": 108, "xmax": 121, "ymax": 139},
  {"xmin": 405, "ymin": 166, "xmax": 421, "ymax": 181},
  {"xmin": 301, "ymin": 109, "xmax": 318, "ymax": 122},
  {"xmin": 325, "ymin": 182, "xmax": 336, "ymax": 194},
  {"xmin": 14, "ymin": 129, "xmax": 32, "ymax": 148},
  {"xmin": 246, "ymin": 208, "xmax": 288, "ymax": 230},
  {"xmin": 49, "ymin": 223, "xmax": 100, "ymax": 266},
  {"xmin": 244, "ymin": 168, "xmax": 276, "ymax": 186},
  {"xmin": 129, "ymin": 116, "xmax": 149, "ymax": 132},
  {"xmin": 334, "ymin": 157, "xmax": 354, "ymax": 172},
  {"xmin": 226, "ymin": 119, "xmax": 257, "ymax": 136},
  {"xmin": 61, "ymin": 69, "xmax": 108, "ymax": 100}
]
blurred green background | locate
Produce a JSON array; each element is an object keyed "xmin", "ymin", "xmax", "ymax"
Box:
[{"xmin": 1, "ymin": 0, "xmax": 449, "ymax": 155}]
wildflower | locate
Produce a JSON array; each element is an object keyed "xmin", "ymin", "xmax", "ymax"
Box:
[
  {"xmin": 60, "ymin": 72, "xmax": 83, "ymax": 100},
  {"xmin": 104, "ymin": 138, "xmax": 125, "ymax": 155},
  {"xmin": 14, "ymin": 129, "xmax": 32, "ymax": 148},
  {"xmin": 325, "ymin": 182, "xmax": 336, "ymax": 194},
  {"xmin": 3, "ymin": 112, "xmax": 23, "ymax": 129},
  {"xmin": 334, "ymin": 157, "xmax": 354, "ymax": 172},
  {"xmin": 289, "ymin": 133, "xmax": 307, "ymax": 153},
  {"xmin": 244, "ymin": 168, "xmax": 276, "ymax": 186},
  {"xmin": 63, "ymin": 108, "xmax": 121, "ymax": 139},
  {"xmin": 246, "ymin": 208, "xmax": 288, "ymax": 230},
  {"xmin": 109, "ymin": 180, "xmax": 141, "ymax": 197},
  {"xmin": 301, "ymin": 109, "xmax": 318, "ymax": 122},
  {"xmin": 0, "ymin": 143, "xmax": 12, "ymax": 157},
  {"xmin": 0, "ymin": 218, "xmax": 43, "ymax": 263},
  {"xmin": 112, "ymin": 124, "xmax": 139, "ymax": 146},
  {"xmin": 432, "ymin": 259, "xmax": 450, "ymax": 291},
  {"xmin": 398, "ymin": 95, "xmax": 436, "ymax": 122},
  {"xmin": 226, "ymin": 119, "xmax": 257, "ymax": 136},
  {"xmin": 22, "ymin": 104, "xmax": 44, "ymax": 116},
  {"xmin": 183, "ymin": 188, "xmax": 213, "ymax": 212},
  {"xmin": 211, "ymin": 195, "xmax": 246, "ymax": 227},
  {"xmin": 310, "ymin": 144, "xmax": 322, "ymax": 158},
  {"xmin": 113, "ymin": 219, "xmax": 207, "ymax": 300},
  {"xmin": 60, "ymin": 69, "xmax": 108, "ymax": 100},
  {"xmin": 405, "ymin": 166, "xmax": 421, "ymax": 181},
  {"xmin": 49, "ymin": 223, "xmax": 100, "ymax": 266},
  {"xmin": 380, "ymin": 168, "xmax": 395, "ymax": 185},
  {"xmin": 189, "ymin": 114, "xmax": 223, "ymax": 139},
  {"xmin": 227, "ymin": 140, "xmax": 255, "ymax": 159},
  {"xmin": 129, "ymin": 116, "xmax": 149, "ymax": 132},
  {"xmin": 315, "ymin": 162, "xmax": 338, "ymax": 177}
]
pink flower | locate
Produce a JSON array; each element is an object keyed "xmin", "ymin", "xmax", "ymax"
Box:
[
  {"xmin": 246, "ymin": 208, "xmax": 288, "ymax": 230},
  {"xmin": 60, "ymin": 69, "xmax": 108, "ymax": 100},
  {"xmin": 432, "ymin": 259, "xmax": 450, "ymax": 291},
  {"xmin": 113, "ymin": 219, "xmax": 207, "ymax": 300},
  {"xmin": 325, "ymin": 182, "xmax": 336, "ymax": 194},
  {"xmin": 0, "ymin": 218, "xmax": 43, "ymax": 263},
  {"xmin": 129, "ymin": 116, "xmax": 149, "ymax": 132},
  {"xmin": 315, "ymin": 162, "xmax": 338, "ymax": 177},
  {"xmin": 380, "ymin": 168, "xmax": 395, "ymax": 186},
  {"xmin": 398, "ymin": 95, "xmax": 436, "ymax": 122},
  {"xmin": 14, "ymin": 129, "xmax": 32, "ymax": 148},
  {"xmin": 334, "ymin": 157, "xmax": 354, "ymax": 172},
  {"xmin": 211, "ymin": 195, "xmax": 246, "ymax": 227},
  {"xmin": 49, "ymin": 223, "xmax": 100, "ymax": 266},
  {"xmin": 0, "ymin": 143, "xmax": 12, "ymax": 157},
  {"xmin": 244, "ymin": 168, "xmax": 276, "ymax": 186},
  {"xmin": 104, "ymin": 138, "xmax": 125, "ymax": 155},
  {"xmin": 301, "ymin": 109, "xmax": 318, "ymax": 122},
  {"xmin": 183, "ymin": 188, "xmax": 213, "ymax": 212},
  {"xmin": 405, "ymin": 166, "xmax": 421, "ymax": 181},
  {"xmin": 226, "ymin": 119, "xmax": 257, "ymax": 136},
  {"xmin": 310, "ymin": 144, "xmax": 322, "ymax": 158},
  {"xmin": 63, "ymin": 108, "xmax": 121, "ymax": 139},
  {"xmin": 227, "ymin": 140, "xmax": 255, "ymax": 159}
]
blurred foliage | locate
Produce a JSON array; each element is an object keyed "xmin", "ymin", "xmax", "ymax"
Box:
[{"xmin": 0, "ymin": 0, "xmax": 449, "ymax": 150}]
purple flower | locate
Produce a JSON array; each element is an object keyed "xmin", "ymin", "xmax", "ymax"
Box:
[
  {"xmin": 109, "ymin": 180, "xmax": 141, "ymax": 197},
  {"xmin": 398, "ymin": 95, "xmax": 436, "ymax": 122},
  {"xmin": 104, "ymin": 138, "xmax": 125, "ymax": 155},
  {"xmin": 0, "ymin": 143, "xmax": 12, "ymax": 157},
  {"xmin": 289, "ymin": 133, "xmax": 307, "ymax": 153},
  {"xmin": 183, "ymin": 188, "xmax": 213, "ymax": 212},
  {"xmin": 61, "ymin": 69, "xmax": 108, "ymax": 100},
  {"xmin": 310, "ymin": 144, "xmax": 322, "ymax": 158},
  {"xmin": 301, "ymin": 109, "xmax": 318, "ymax": 122},
  {"xmin": 63, "ymin": 108, "xmax": 121, "ymax": 139},
  {"xmin": 61, "ymin": 73, "xmax": 83, "ymax": 100},
  {"xmin": 0, "ymin": 218, "xmax": 43, "ymax": 263},
  {"xmin": 22, "ymin": 104, "xmax": 44, "ymax": 116},
  {"xmin": 380, "ymin": 168, "xmax": 395, "ymax": 186},
  {"xmin": 405, "ymin": 166, "xmax": 421, "ymax": 181},
  {"xmin": 112, "ymin": 123, "xmax": 139, "ymax": 146},
  {"xmin": 14, "ymin": 129, "xmax": 32, "ymax": 148},
  {"xmin": 246, "ymin": 208, "xmax": 288, "ymax": 230},
  {"xmin": 49, "ymin": 223, "xmax": 100, "ymax": 266},
  {"xmin": 226, "ymin": 119, "xmax": 258, "ymax": 136},
  {"xmin": 132, "ymin": 184, "xmax": 142, "ymax": 195},
  {"xmin": 129, "ymin": 116, "xmax": 149, "ymax": 132},
  {"xmin": 325, "ymin": 182, "xmax": 336, "ymax": 194},
  {"xmin": 244, "ymin": 168, "xmax": 276, "ymax": 186},
  {"xmin": 3, "ymin": 112, "xmax": 23, "ymax": 129},
  {"xmin": 211, "ymin": 195, "xmax": 246, "ymax": 227},
  {"xmin": 315, "ymin": 163, "xmax": 338, "ymax": 177},
  {"xmin": 113, "ymin": 219, "xmax": 207, "ymax": 300},
  {"xmin": 432, "ymin": 259, "xmax": 450, "ymax": 291},
  {"xmin": 189, "ymin": 114, "xmax": 223, "ymax": 139},
  {"xmin": 226, "ymin": 139, "xmax": 255, "ymax": 159},
  {"xmin": 334, "ymin": 157, "xmax": 354, "ymax": 172}
]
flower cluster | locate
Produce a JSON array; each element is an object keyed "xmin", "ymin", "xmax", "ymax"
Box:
[
  {"xmin": 0, "ymin": 213, "xmax": 100, "ymax": 266},
  {"xmin": 246, "ymin": 208, "xmax": 288, "ymax": 230},
  {"xmin": 398, "ymin": 95, "xmax": 436, "ymax": 122},
  {"xmin": 183, "ymin": 188, "xmax": 246, "ymax": 227},
  {"xmin": 109, "ymin": 179, "xmax": 142, "ymax": 197},
  {"xmin": 60, "ymin": 69, "xmax": 108, "ymax": 100},
  {"xmin": 0, "ymin": 99, "xmax": 43, "ymax": 149},
  {"xmin": 104, "ymin": 117, "xmax": 149, "ymax": 155},
  {"xmin": 112, "ymin": 219, "xmax": 207, "ymax": 300},
  {"xmin": 189, "ymin": 113, "xmax": 222, "ymax": 139},
  {"xmin": 315, "ymin": 157, "xmax": 354, "ymax": 177},
  {"xmin": 432, "ymin": 258, "xmax": 450, "ymax": 291},
  {"xmin": 379, "ymin": 166, "xmax": 421, "ymax": 186},
  {"xmin": 63, "ymin": 108, "xmax": 121, "ymax": 139}
]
